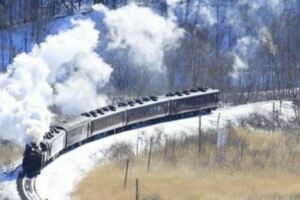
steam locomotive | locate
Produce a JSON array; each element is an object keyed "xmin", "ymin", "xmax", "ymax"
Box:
[{"xmin": 22, "ymin": 87, "xmax": 220, "ymax": 176}]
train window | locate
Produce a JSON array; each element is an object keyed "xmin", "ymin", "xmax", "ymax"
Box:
[
  {"xmin": 111, "ymin": 116, "xmax": 114, "ymax": 124},
  {"xmin": 146, "ymin": 107, "xmax": 151, "ymax": 117},
  {"xmin": 103, "ymin": 118, "xmax": 106, "ymax": 127},
  {"xmin": 69, "ymin": 126, "xmax": 83, "ymax": 138}
]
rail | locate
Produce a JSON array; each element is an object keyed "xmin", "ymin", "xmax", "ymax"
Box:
[{"xmin": 17, "ymin": 175, "xmax": 41, "ymax": 200}]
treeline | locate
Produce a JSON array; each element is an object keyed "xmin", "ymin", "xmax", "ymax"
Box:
[
  {"xmin": 0, "ymin": 0, "xmax": 124, "ymax": 71},
  {"xmin": 0, "ymin": 0, "xmax": 98, "ymax": 27},
  {"xmin": 108, "ymin": 1, "xmax": 300, "ymax": 102},
  {"xmin": 0, "ymin": 0, "xmax": 90, "ymax": 71},
  {"xmin": 1, "ymin": 1, "xmax": 300, "ymax": 105},
  {"xmin": 0, "ymin": 0, "xmax": 127, "ymax": 28}
]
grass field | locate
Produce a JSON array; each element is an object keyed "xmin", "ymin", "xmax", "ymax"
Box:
[{"xmin": 72, "ymin": 128, "xmax": 300, "ymax": 200}]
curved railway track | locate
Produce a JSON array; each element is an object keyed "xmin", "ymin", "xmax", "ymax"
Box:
[{"xmin": 17, "ymin": 175, "xmax": 41, "ymax": 200}]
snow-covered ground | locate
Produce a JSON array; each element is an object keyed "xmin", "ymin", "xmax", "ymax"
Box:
[
  {"xmin": 0, "ymin": 164, "xmax": 22, "ymax": 200},
  {"xmin": 0, "ymin": 101, "xmax": 294, "ymax": 200}
]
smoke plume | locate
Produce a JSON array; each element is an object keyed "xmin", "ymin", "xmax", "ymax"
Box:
[
  {"xmin": 0, "ymin": 19, "xmax": 112, "ymax": 144},
  {"xmin": 94, "ymin": 3, "xmax": 184, "ymax": 71}
]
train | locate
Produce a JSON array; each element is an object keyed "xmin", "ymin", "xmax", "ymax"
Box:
[{"xmin": 22, "ymin": 87, "xmax": 220, "ymax": 176}]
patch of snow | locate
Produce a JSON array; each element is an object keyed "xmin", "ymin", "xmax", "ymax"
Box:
[{"xmin": 0, "ymin": 165, "xmax": 22, "ymax": 200}]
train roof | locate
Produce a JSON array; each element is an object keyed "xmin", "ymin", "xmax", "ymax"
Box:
[
  {"xmin": 42, "ymin": 117, "xmax": 92, "ymax": 143},
  {"xmin": 59, "ymin": 115, "xmax": 92, "ymax": 130},
  {"xmin": 119, "ymin": 95, "xmax": 170, "ymax": 110},
  {"xmin": 80, "ymin": 88, "xmax": 219, "ymax": 117},
  {"xmin": 42, "ymin": 126, "xmax": 66, "ymax": 143},
  {"xmin": 169, "ymin": 88, "xmax": 219, "ymax": 101},
  {"xmin": 42, "ymin": 115, "xmax": 92, "ymax": 142},
  {"xmin": 82, "ymin": 106, "xmax": 127, "ymax": 120}
]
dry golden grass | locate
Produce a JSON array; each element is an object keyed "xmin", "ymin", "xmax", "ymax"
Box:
[
  {"xmin": 72, "ymin": 128, "xmax": 300, "ymax": 200},
  {"xmin": 73, "ymin": 161, "xmax": 300, "ymax": 200},
  {"xmin": 0, "ymin": 140, "xmax": 23, "ymax": 168}
]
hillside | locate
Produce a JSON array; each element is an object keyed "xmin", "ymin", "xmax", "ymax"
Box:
[
  {"xmin": 31, "ymin": 101, "xmax": 294, "ymax": 200},
  {"xmin": 73, "ymin": 128, "xmax": 300, "ymax": 200},
  {"xmin": 1, "ymin": 1, "xmax": 300, "ymax": 97}
]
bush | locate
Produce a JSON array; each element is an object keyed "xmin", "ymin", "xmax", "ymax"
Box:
[{"xmin": 104, "ymin": 142, "xmax": 135, "ymax": 166}]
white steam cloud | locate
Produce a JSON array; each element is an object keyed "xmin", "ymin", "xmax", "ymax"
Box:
[
  {"xmin": 45, "ymin": 19, "xmax": 112, "ymax": 115},
  {"xmin": 0, "ymin": 19, "xmax": 112, "ymax": 144},
  {"xmin": 259, "ymin": 26, "xmax": 276, "ymax": 56},
  {"xmin": 231, "ymin": 36, "xmax": 259, "ymax": 78},
  {"xmin": 0, "ymin": 3, "xmax": 184, "ymax": 144},
  {"xmin": 238, "ymin": 0, "xmax": 280, "ymax": 11},
  {"xmin": 166, "ymin": 0, "xmax": 217, "ymax": 28},
  {"xmin": 94, "ymin": 3, "xmax": 184, "ymax": 71},
  {"xmin": 0, "ymin": 50, "xmax": 53, "ymax": 144}
]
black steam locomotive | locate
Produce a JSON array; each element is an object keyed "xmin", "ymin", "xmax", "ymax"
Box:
[{"xmin": 22, "ymin": 87, "xmax": 220, "ymax": 176}]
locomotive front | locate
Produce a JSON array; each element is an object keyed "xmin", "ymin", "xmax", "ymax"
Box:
[{"xmin": 22, "ymin": 143, "xmax": 43, "ymax": 177}]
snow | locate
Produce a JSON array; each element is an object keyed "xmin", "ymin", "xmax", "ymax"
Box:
[
  {"xmin": 0, "ymin": 101, "xmax": 294, "ymax": 199},
  {"xmin": 0, "ymin": 165, "xmax": 22, "ymax": 200}
]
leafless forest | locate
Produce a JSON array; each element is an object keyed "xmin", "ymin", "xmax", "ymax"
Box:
[{"xmin": 1, "ymin": 0, "xmax": 300, "ymax": 102}]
